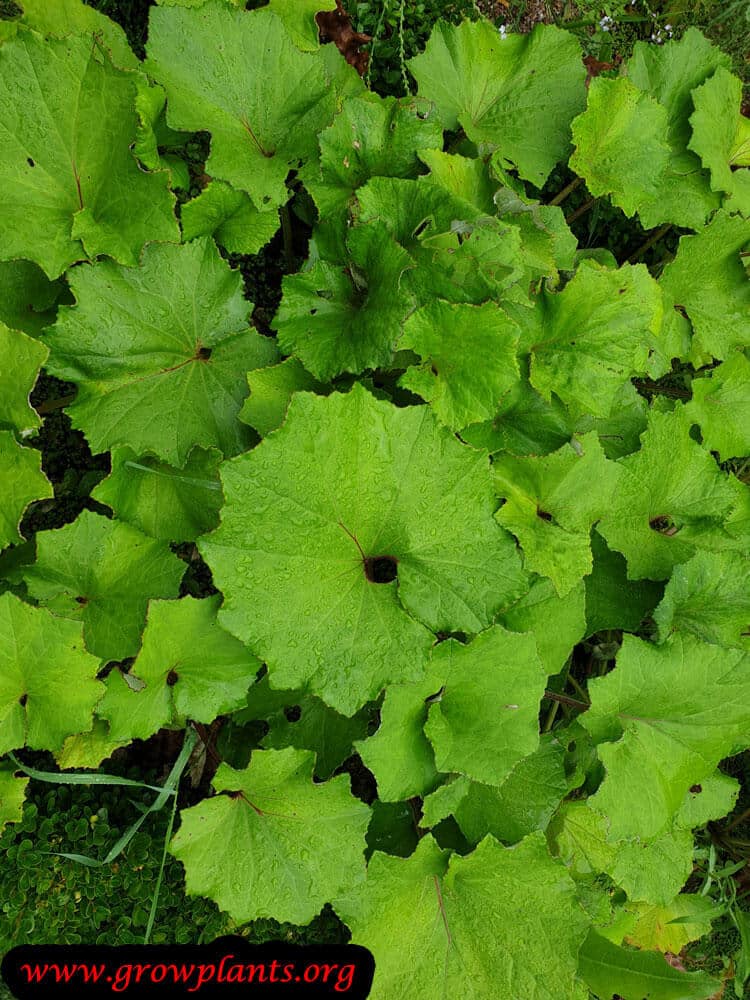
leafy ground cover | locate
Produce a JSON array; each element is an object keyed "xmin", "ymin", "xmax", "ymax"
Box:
[{"xmin": 0, "ymin": 0, "xmax": 749, "ymax": 997}]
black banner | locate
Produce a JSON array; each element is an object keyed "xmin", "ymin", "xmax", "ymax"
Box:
[{"xmin": 1, "ymin": 939, "xmax": 375, "ymax": 999}]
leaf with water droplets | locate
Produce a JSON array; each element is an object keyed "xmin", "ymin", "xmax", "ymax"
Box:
[
  {"xmin": 100, "ymin": 596, "xmax": 260, "ymax": 741},
  {"xmin": 45, "ymin": 239, "xmax": 278, "ymax": 465},
  {"xmin": 424, "ymin": 627, "xmax": 547, "ymax": 786},
  {"xmin": 409, "ymin": 21, "xmax": 587, "ymax": 187},
  {"xmin": 582, "ymin": 634, "xmax": 750, "ymax": 841},
  {"xmin": 494, "ymin": 432, "xmax": 621, "ymax": 596},
  {"xmin": 0, "ymin": 592, "xmax": 103, "ymax": 756},
  {"xmin": 92, "ymin": 445, "xmax": 224, "ymax": 543},
  {"xmin": 336, "ymin": 832, "xmax": 590, "ymax": 1000},
  {"xmin": 200, "ymin": 384, "xmax": 527, "ymax": 714},
  {"xmin": 146, "ymin": 2, "xmax": 362, "ymax": 211},
  {"xmin": 170, "ymin": 747, "xmax": 370, "ymax": 923},
  {"xmin": 598, "ymin": 407, "xmax": 740, "ymax": 580},
  {"xmin": 0, "ymin": 31, "xmax": 177, "ymax": 278},
  {"xmin": 22, "ymin": 511, "xmax": 185, "ymax": 661}
]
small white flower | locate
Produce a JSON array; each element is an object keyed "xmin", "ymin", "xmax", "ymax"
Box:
[
  {"xmin": 664, "ymin": 23, "xmax": 673, "ymax": 35},
  {"xmin": 498, "ymin": 23, "xmax": 507, "ymax": 39},
  {"xmin": 599, "ymin": 14, "xmax": 614, "ymax": 31}
]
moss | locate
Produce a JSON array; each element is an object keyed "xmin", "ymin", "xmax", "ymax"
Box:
[{"xmin": 0, "ymin": 762, "xmax": 348, "ymax": 956}]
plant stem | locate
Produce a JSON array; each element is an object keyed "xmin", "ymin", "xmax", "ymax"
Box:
[
  {"xmin": 548, "ymin": 176, "xmax": 583, "ymax": 206},
  {"xmin": 724, "ymin": 806, "xmax": 750, "ymax": 834},
  {"xmin": 566, "ymin": 674, "xmax": 590, "ymax": 706},
  {"xmin": 628, "ymin": 223, "xmax": 673, "ymax": 263},
  {"xmin": 543, "ymin": 689, "xmax": 590, "ymax": 710},
  {"xmin": 565, "ymin": 197, "xmax": 596, "ymax": 225},
  {"xmin": 35, "ymin": 393, "xmax": 76, "ymax": 414},
  {"xmin": 280, "ymin": 202, "xmax": 295, "ymax": 273},
  {"xmin": 398, "ymin": 0, "xmax": 409, "ymax": 96}
]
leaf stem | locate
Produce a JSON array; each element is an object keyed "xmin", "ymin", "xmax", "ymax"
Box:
[
  {"xmin": 35, "ymin": 393, "xmax": 76, "ymax": 414},
  {"xmin": 566, "ymin": 673, "xmax": 591, "ymax": 705},
  {"xmin": 280, "ymin": 202, "xmax": 295, "ymax": 273},
  {"xmin": 543, "ymin": 689, "xmax": 589, "ymax": 710},
  {"xmin": 627, "ymin": 224, "xmax": 673, "ymax": 263},
  {"xmin": 565, "ymin": 197, "xmax": 597, "ymax": 225},
  {"xmin": 724, "ymin": 806, "xmax": 750, "ymax": 834},
  {"xmin": 548, "ymin": 176, "xmax": 583, "ymax": 207}
]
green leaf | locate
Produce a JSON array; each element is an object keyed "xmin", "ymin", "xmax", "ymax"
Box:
[
  {"xmin": 273, "ymin": 222, "xmax": 414, "ymax": 380},
  {"xmin": 676, "ymin": 770, "xmax": 739, "ymax": 829},
  {"xmin": 239, "ymin": 358, "xmax": 326, "ymax": 438},
  {"xmin": 0, "ymin": 591, "xmax": 103, "ymax": 755},
  {"xmin": 155, "ymin": 0, "xmax": 244, "ymax": 6},
  {"xmin": 46, "ymin": 238, "xmax": 278, "ymax": 465},
  {"xmin": 56, "ymin": 716, "xmax": 129, "ymax": 770},
  {"xmin": 499, "ymin": 576, "xmax": 586, "ymax": 675},
  {"xmin": 0, "ymin": 432, "xmax": 52, "ymax": 549},
  {"xmin": 582, "ymin": 634, "xmax": 750, "ymax": 840},
  {"xmin": 398, "ymin": 300, "xmax": 520, "ymax": 431},
  {"xmin": 22, "ymin": 510, "xmax": 185, "ymax": 661},
  {"xmin": 356, "ymin": 676, "xmax": 440, "ymax": 802},
  {"xmin": 659, "ymin": 211, "xmax": 750, "ymax": 363},
  {"xmin": 305, "ymin": 92, "xmax": 443, "ymax": 230},
  {"xmin": 0, "ymin": 760, "xmax": 28, "ymax": 829},
  {"xmin": 653, "ymin": 550, "xmax": 750, "ymax": 650},
  {"xmin": 623, "ymin": 29, "xmax": 729, "ymax": 229},
  {"xmin": 424, "ymin": 627, "xmax": 547, "ymax": 786},
  {"xmin": 246, "ymin": 677, "xmax": 373, "ymax": 781},
  {"xmin": 419, "ymin": 149, "xmax": 498, "ymax": 215},
  {"xmin": 409, "ymin": 21, "xmax": 586, "ymax": 187},
  {"xmin": 461, "ymin": 378, "xmax": 572, "ymax": 457},
  {"xmin": 0, "ymin": 32, "xmax": 178, "ymax": 278},
  {"xmin": 169, "ymin": 747, "xmax": 370, "ymax": 923},
  {"xmin": 573, "ymin": 30, "xmax": 730, "ymax": 230},
  {"xmin": 610, "ymin": 827, "xmax": 694, "ymax": 907},
  {"xmin": 336, "ymin": 832, "xmax": 590, "ymax": 1000},
  {"xmin": 354, "ymin": 176, "xmax": 525, "ymax": 306},
  {"xmin": 685, "ymin": 354, "xmax": 750, "ymax": 461},
  {"xmin": 0, "ymin": 323, "xmax": 47, "ymax": 434},
  {"xmin": 551, "ymin": 789, "xmax": 709, "ymax": 908},
  {"xmin": 624, "ymin": 895, "xmax": 715, "ymax": 954},
  {"xmin": 91, "ymin": 446, "xmax": 224, "ymax": 543},
  {"xmin": 200, "ymin": 385, "xmax": 527, "ymax": 714},
  {"xmin": 146, "ymin": 3, "xmax": 361, "ymax": 210},
  {"xmin": 441, "ymin": 735, "xmax": 568, "ymax": 845},
  {"xmin": 570, "ymin": 77, "xmax": 671, "ymax": 220},
  {"xmin": 494, "ymin": 195, "xmax": 577, "ymax": 283},
  {"xmin": 0, "ymin": 260, "xmax": 66, "ymax": 337},
  {"xmin": 494, "ymin": 432, "xmax": 621, "ymax": 596},
  {"xmin": 420, "ymin": 774, "xmax": 471, "ymax": 828},
  {"xmin": 573, "ymin": 381, "xmax": 650, "ymax": 462},
  {"xmin": 181, "ymin": 180, "xmax": 280, "ymax": 256},
  {"xmin": 548, "ymin": 800, "xmax": 617, "ymax": 879},
  {"xmin": 100, "ymin": 596, "xmax": 259, "ymax": 741},
  {"xmin": 689, "ymin": 67, "xmax": 750, "ymax": 198},
  {"xmin": 16, "ymin": 0, "xmax": 138, "ymax": 69},
  {"xmin": 578, "ymin": 930, "xmax": 720, "ymax": 1000},
  {"xmin": 264, "ymin": 0, "xmax": 322, "ymax": 51},
  {"xmin": 584, "ymin": 531, "xmax": 663, "ymax": 636},
  {"xmin": 598, "ymin": 407, "xmax": 740, "ymax": 580},
  {"xmin": 527, "ymin": 262, "xmax": 662, "ymax": 418}
]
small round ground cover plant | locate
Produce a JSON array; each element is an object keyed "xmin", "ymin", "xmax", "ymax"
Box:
[
  {"xmin": 1, "ymin": 0, "xmax": 750, "ymax": 995},
  {"xmin": 199, "ymin": 384, "xmax": 527, "ymax": 714}
]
